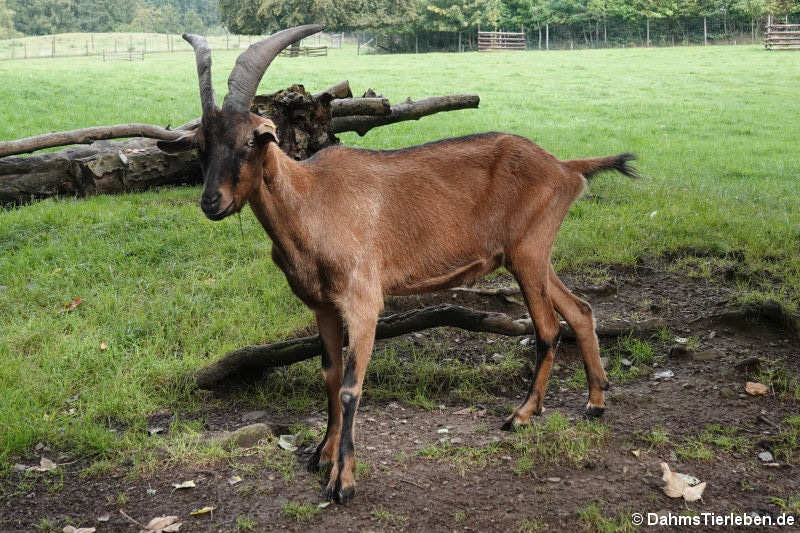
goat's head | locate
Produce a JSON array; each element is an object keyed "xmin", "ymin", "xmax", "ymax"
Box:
[{"xmin": 158, "ymin": 25, "xmax": 323, "ymax": 220}]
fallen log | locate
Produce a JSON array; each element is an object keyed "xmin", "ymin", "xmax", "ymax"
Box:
[
  {"xmin": 195, "ymin": 303, "xmax": 667, "ymax": 389},
  {"xmin": 1, "ymin": 82, "xmax": 479, "ymax": 206},
  {"xmin": 0, "ymin": 124, "xmax": 184, "ymax": 159},
  {"xmin": 331, "ymin": 94, "xmax": 480, "ymax": 136}
]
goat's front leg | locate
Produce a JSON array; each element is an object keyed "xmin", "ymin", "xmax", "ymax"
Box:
[
  {"xmin": 308, "ymin": 307, "xmax": 344, "ymax": 473},
  {"xmin": 324, "ymin": 307, "xmax": 378, "ymax": 504}
]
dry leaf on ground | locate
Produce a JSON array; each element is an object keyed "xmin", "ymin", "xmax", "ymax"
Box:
[
  {"xmin": 660, "ymin": 463, "xmax": 707, "ymax": 501},
  {"xmin": 171, "ymin": 480, "xmax": 195, "ymax": 489},
  {"xmin": 31, "ymin": 457, "xmax": 57, "ymax": 472},
  {"xmin": 61, "ymin": 296, "xmax": 83, "ymax": 313},
  {"xmin": 190, "ymin": 506, "xmax": 215, "ymax": 515},
  {"xmin": 745, "ymin": 382, "xmax": 768, "ymax": 396},
  {"xmin": 140, "ymin": 515, "xmax": 181, "ymax": 533}
]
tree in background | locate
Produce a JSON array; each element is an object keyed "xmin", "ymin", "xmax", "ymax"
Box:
[{"xmin": 0, "ymin": 0, "xmax": 18, "ymax": 38}]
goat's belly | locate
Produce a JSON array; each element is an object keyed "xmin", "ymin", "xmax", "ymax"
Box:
[{"xmin": 385, "ymin": 252, "xmax": 504, "ymax": 296}]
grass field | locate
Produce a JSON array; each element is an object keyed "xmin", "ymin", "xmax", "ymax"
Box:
[{"xmin": 1, "ymin": 44, "xmax": 799, "ymax": 464}]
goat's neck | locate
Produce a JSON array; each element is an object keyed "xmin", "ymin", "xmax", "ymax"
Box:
[{"xmin": 248, "ymin": 144, "xmax": 313, "ymax": 263}]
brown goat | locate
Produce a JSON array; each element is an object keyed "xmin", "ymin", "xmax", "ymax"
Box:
[{"xmin": 157, "ymin": 25, "xmax": 637, "ymax": 503}]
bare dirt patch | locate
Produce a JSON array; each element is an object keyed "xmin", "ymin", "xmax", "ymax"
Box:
[{"xmin": 2, "ymin": 262, "xmax": 798, "ymax": 532}]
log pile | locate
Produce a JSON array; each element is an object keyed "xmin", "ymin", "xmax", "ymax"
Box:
[{"xmin": 0, "ymin": 81, "xmax": 479, "ymax": 206}]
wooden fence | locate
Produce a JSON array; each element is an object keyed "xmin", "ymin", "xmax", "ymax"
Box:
[
  {"xmin": 102, "ymin": 49, "xmax": 144, "ymax": 61},
  {"xmin": 477, "ymin": 30, "xmax": 526, "ymax": 51},
  {"xmin": 765, "ymin": 16, "xmax": 800, "ymax": 49},
  {"xmin": 280, "ymin": 45, "xmax": 328, "ymax": 57}
]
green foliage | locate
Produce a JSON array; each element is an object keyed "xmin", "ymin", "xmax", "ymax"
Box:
[
  {"xmin": 217, "ymin": 0, "xmax": 417, "ymax": 34},
  {"xmin": 5, "ymin": 0, "xmax": 218, "ymax": 35}
]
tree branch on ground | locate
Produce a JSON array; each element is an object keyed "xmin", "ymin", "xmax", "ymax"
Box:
[{"xmin": 195, "ymin": 303, "xmax": 668, "ymax": 389}]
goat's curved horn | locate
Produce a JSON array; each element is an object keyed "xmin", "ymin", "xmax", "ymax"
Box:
[
  {"xmin": 183, "ymin": 33, "xmax": 218, "ymax": 116},
  {"xmin": 222, "ymin": 24, "xmax": 324, "ymax": 114}
]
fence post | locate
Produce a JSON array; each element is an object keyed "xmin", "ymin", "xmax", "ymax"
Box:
[
  {"xmin": 129, "ymin": 35, "xmax": 133, "ymax": 51},
  {"xmin": 10, "ymin": 40, "xmax": 14, "ymax": 59},
  {"xmin": 86, "ymin": 40, "xmax": 89, "ymax": 55},
  {"xmin": 546, "ymin": 23, "xmax": 549, "ymax": 50},
  {"xmin": 52, "ymin": 35, "xmax": 55, "ymax": 57},
  {"xmin": 703, "ymin": 16, "xmax": 707, "ymax": 45}
]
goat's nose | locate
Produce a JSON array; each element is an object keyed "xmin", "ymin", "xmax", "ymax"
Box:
[{"xmin": 201, "ymin": 191, "xmax": 221, "ymax": 210}]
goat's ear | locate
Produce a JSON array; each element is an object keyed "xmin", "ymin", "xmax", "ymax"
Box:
[
  {"xmin": 157, "ymin": 133, "xmax": 197, "ymax": 154},
  {"xmin": 254, "ymin": 119, "xmax": 279, "ymax": 145}
]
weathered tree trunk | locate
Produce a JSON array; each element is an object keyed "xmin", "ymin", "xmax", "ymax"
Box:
[
  {"xmin": 195, "ymin": 302, "xmax": 670, "ymax": 389},
  {"xmin": 0, "ymin": 81, "xmax": 479, "ymax": 206}
]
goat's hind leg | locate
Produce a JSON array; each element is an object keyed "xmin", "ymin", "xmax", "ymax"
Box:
[
  {"xmin": 548, "ymin": 266, "xmax": 609, "ymax": 417},
  {"xmin": 308, "ymin": 307, "xmax": 344, "ymax": 473},
  {"xmin": 502, "ymin": 254, "xmax": 561, "ymax": 431}
]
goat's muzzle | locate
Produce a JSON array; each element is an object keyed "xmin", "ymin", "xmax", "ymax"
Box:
[{"xmin": 200, "ymin": 191, "xmax": 232, "ymax": 221}]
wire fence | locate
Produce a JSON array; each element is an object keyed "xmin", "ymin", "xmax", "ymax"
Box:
[
  {"xmin": 0, "ymin": 32, "xmax": 345, "ymax": 62},
  {"xmin": 2, "ymin": 16, "xmax": 799, "ymax": 62}
]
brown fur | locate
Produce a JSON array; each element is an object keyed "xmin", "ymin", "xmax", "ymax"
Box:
[{"xmin": 163, "ymin": 113, "xmax": 634, "ymax": 503}]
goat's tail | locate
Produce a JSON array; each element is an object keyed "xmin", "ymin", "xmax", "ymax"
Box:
[{"xmin": 563, "ymin": 153, "xmax": 639, "ymax": 180}]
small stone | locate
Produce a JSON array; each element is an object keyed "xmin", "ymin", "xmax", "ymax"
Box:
[
  {"xmin": 653, "ymin": 370, "xmax": 674, "ymax": 380},
  {"xmin": 757, "ymin": 451, "xmax": 774, "ymax": 462},
  {"xmin": 520, "ymin": 337, "xmax": 531, "ymax": 346},
  {"xmin": 414, "ymin": 333, "xmax": 424, "ymax": 339},
  {"xmin": 491, "ymin": 353, "xmax": 505, "ymax": 363},
  {"xmin": 621, "ymin": 358, "xmax": 632, "ymax": 367},
  {"xmin": 242, "ymin": 410, "xmax": 267, "ymax": 422},
  {"xmin": 546, "ymin": 477, "xmax": 561, "ymax": 483},
  {"xmin": 147, "ymin": 426, "xmax": 164, "ymax": 436},
  {"xmin": 450, "ymin": 437, "xmax": 463, "ymax": 444},
  {"xmin": 720, "ymin": 387, "xmax": 735, "ymax": 399},
  {"xmin": 693, "ymin": 350, "xmax": 723, "ymax": 361},
  {"xmin": 707, "ymin": 330, "xmax": 717, "ymax": 340},
  {"xmin": 13, "ymin": 463, "xmax": 27, "ymax": 472},
  {"xmin": 221, "ymin": 423, "xmax": 273, "ymax": 450},
  {"xmin": 97, "ymin": 513, "xmax": 110, "ymax": 522},
  {"xmin": 436, "ymin": 428, "xmax": 449, "ymax": 434},
  {"xmin": 669, "ymin": 344, "xmax": 693, "ymax": 359}
]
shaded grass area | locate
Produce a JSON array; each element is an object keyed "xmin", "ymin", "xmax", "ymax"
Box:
[
  {"xmin": 1, "ymin": 44, "xmax": 799, "ymax": 462},
  {"xmin": 419, "ymin": 412, "xmax": 608, "ymax": 477}
]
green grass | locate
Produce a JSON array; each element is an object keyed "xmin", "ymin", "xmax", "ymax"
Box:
[
  {"xmin": 419, "ymin": 412, "xmax": 607, "ymax": 476},
  {"xmin": 1, "ymin": 44, "xmax": 799, "ymax": 462},
  {"xmin": 281, "ymin": 502, "xmax": 320, "ymax": 523},
  {"xmin": 577, "ymin": 502, "xmax": 637, "ymax": 533}
]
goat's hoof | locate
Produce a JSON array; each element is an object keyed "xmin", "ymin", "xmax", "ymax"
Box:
[
  {"xmin": 501, "ymin": 416, "xmax": 529, "ymax": 432},
  {"xmin": 336, "ymin": 484, "xmax": 356, "ymax": 504},
  {"xmin": 322, "ymin": 483, "xmax": 338, "ymax": 502},
  {"xmin": 584, "ymin": 404, "xmax": 606, "ymax": 418}
]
